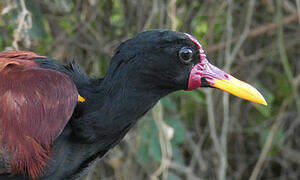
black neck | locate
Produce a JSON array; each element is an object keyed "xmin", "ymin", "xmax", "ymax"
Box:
[{"xmin": 71, "ymin": 72, "xmax": 173, "ymax": 144}]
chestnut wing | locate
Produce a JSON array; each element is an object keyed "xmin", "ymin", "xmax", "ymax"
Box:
[{"xmin": 0, "ymin": 62, "xmax": 78, "ymax": 178}]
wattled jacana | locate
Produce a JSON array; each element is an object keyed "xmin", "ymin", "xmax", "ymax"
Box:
[{"xmin": 0, "ymin": 30, "xmax": 266, "ymax": 180}]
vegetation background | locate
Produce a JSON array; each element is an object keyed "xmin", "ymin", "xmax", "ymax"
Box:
[{"xmin": 0, "ymin": 0, "xmax": 299, "ymax": 179}]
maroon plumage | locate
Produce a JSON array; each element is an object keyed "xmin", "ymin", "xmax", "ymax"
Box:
[{"xmin": 0, "ymin": 51, "xmax": 78, "ymax": 178}]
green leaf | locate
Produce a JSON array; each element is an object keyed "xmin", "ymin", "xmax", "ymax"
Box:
[
  {"xmin": 166, "ymin": 117, "xmax": 186, "ymax": 144},
  {"xmin": 276, "ymin": 75, "xmax": 292, "ymax": 100},
  {"xmin": 59, "ymin": 18, "xmax": 73, "ymax": 35},
  {"xmin": 161, "ymin": 97, "xmax": 176, "ymax": 110},
  {"xmin": 137, "ymin": 141, "xmax": 150, "ymax": 163},
  {"xmin": 26, "ymin": 0, "xmax": 47, "ymax": 39},
  {"xmin": 149, "ymin": 136, "xmax": 162, "ymax": 162},
  {"xmin": 194, "ymin": 22, "xmax": 207, "ymax": 36},
  {"xmin": 137, "ymin": 118, "xmax": 161, "ymax": 163}
]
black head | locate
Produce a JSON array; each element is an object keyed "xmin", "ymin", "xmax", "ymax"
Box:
[
  {"xmin": 105, "ymin": 29, "xmax": 267, "ymax": 105},
  {"xmin": 107, "ymin": 30, "xmax": 200, "ymax": 91}
]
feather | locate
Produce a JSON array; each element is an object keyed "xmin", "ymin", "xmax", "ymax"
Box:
[{"xmin": 0, "ymin": 51, "xmax": 78, "ymax": 179}]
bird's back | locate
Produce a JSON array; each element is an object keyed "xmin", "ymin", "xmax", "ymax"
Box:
[{"xmin": 0, "ymin": 51, "xmax": 82, "ymax": 179}]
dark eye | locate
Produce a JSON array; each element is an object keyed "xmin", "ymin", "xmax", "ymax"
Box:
[{"xmin": 179, "ymin": 47, "xmax": 193, "ymax": 63}]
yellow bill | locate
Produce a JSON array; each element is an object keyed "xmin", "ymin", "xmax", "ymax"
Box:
[
  {"xmin": 186, "ymin": 60, "xmax": 267, "ymax": 106},
  {"xmin": 212, "ymin": 75, "xmax": 267, "ymax": 106}
]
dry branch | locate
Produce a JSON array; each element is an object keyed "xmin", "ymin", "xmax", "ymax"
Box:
[
  {"xmin": 12, "ymin": 0, "xmax": 32, "ymax": 50},
  {"xmin": 249, "ymin": 101, "xmax": 288, "ymax": 180},
  {"xmin": 150, "ymin": 102, "xmax": 173, "ymax": 180},
  {"xmin": 206, "ymin": 12, "xmax": 299, "ymax": 54}
]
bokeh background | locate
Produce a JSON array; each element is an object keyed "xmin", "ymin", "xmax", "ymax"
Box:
[{"xmin": 0, "ymin": 0, "xmax": 299, "ymax": 179}]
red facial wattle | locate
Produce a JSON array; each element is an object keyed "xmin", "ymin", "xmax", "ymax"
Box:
[
  {"xmin": 184, "ymin": 33, "xmax": 267, "ymax": 106},
  {"xmin": 184, "ymin": 33, "xmax": 229, "ymax": 91},
  {"xmin": 186, "ymin": 59, "xmax": 230, "ymax": 91}
]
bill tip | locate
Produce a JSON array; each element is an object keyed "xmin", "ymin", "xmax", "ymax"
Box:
[{"xmin": 260, "ymin": 99, "xmax": 268, "ymax": 106}]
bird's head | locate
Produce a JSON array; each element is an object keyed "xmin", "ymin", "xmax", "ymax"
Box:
[{"xmin": 108, "ymin": 30, "xmax": 267, "ymax": 105}]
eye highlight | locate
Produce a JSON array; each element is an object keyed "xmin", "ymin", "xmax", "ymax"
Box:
[{"xmin": 179, "ymin": 47, "xmax": 193, "ymax": 63}]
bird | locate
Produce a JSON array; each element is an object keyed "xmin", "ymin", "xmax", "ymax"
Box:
[{"xmin": 0, "ymin": 30, "xmax": 266, "ymax": 180}]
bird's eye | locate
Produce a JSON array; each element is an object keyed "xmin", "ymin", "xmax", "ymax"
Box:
[{"xmin": 179, "ymin": 47, "xmax": 193, "ymax": 63}]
